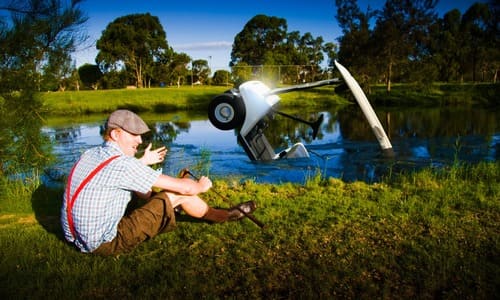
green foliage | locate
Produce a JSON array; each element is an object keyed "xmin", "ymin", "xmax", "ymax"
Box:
[
  {"xmin": 0, "ymin": 0, "xmax": 87, "ymax": 93},
  {"xmin": 231, "ymin": 15, "xmax": 288, "ymax": 66},
  {"xmin": 0, "ymin": 91, "xmax": 54, "ymax": 178},
  {"xmin": 96, "ymin": 13, "xmax": 170, "ymax": 88},
  {"xmin": 99, "ymin": 69, "xmax": 131, "ymax": 89},
  {"xmin": 212, "ymin": 70, "xmax": 231, "ymax": 86},
  {"xmin": 0, "ymin": 171, "xmax": 41, "ymax": 213},
  {"xmin": 190, "ymin": 59, "xmax": 210, "ymax": 85},
  {"xmin": 334, "ymin": 0, "xmax": 498, "ymax": 87},
  {"xmin": 78, "ymin": 64, "xmax": 103, "ymax": 90},
  {"xmin": 163, "ymin": 52, "xmax": 191, "ymax": 87},
  {"xmin": 230, "ymin": 15, "xmax": 331, "ymax": 84},
  {"xmin": 0, "ymin": 163, "xmax": 498, "ymax": 298},
  {"xmin": 40, "ymin": 48, "xmax": 77, "ymax": 91}
]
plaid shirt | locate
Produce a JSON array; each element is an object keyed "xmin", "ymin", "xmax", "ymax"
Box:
[{"xmin": 61, "ymin": 141, "xmax": 161, "ymax": 252}]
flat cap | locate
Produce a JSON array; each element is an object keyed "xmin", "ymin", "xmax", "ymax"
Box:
[{"xmin": 106, "ymin": 109, "xmax": 150, "ymax": 135}]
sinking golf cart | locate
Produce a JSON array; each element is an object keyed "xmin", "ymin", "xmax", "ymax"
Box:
[{"xmin": 208, "ymin": 61, "xmax": 394, "ymax": 161}]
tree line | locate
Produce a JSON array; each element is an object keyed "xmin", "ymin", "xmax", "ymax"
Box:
[
  {"xmin": 335, "ymin": 0, "xmax": 498, "ymax": 92},
  {"xmin": 0, "ymin": 0, "xmax": 498, "ymax": 94}
]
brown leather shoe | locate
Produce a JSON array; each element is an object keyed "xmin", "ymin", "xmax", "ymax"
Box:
[{"xmin": 227, "ymin": 201, "xmax": 257, "ymax": 221}]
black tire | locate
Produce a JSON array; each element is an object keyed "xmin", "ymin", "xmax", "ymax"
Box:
[{"xmin": 208, "ymin": 93, "xmax": 246, "ymax": 130}]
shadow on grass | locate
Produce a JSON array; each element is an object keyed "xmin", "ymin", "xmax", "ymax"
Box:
[
  {"xmin": 116, "ymin": 103, "xmax": 149, "ymax": 113},
  {"xmin": 31, "ymin": 185, "xmax": 65, "ymax": 240},
  {"xmin": 31, "ymin": 186, "xmax": 207, "ymax": 233},
  {"xmin": 152, "ymin": 103, "xmax": 179, "ymax": 113}
]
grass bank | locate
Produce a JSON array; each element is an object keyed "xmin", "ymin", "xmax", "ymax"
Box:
[
  {"xmin": 40, "ymin": 82, "xmax": 498, "ymax": 116},
  {"xmin": 40, "ymin": 85, "xmax": 349, "ymax": 116},
  {"xmin": 41, "ymin": 86, "xmax": 229, "ymax": 115},
  {"xmin": 369, "ymin": 82, "xmax": 499, "ymax": 106},
  {"xmin": 1, "ymin": 162, "xmax": 498, "ymax": 299}
]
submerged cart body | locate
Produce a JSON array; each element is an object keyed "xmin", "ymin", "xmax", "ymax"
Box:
[{"xmin": 207, "ymin": 61, "xmax": 394, "ymax": 161}]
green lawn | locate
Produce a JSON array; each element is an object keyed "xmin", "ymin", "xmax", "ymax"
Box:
[
  {"xmin": 1, "ymin": 84, "xmax": 498, "ymax": 298},
  {"xmin": 41, "ymin": 86, "xmax": 229, "ymax": 115},
  {"xmin": 1, "ymin": 163, "xmax": 498, "ymax": 299}
]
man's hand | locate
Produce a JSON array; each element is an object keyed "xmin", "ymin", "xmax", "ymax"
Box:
[
  {"xmin": 197, "ymin": 176, "xmax": 212, "ymax": 193},
  {"xmin": 139, "ymin": 143, "xmax": 167, "ymax": 165}
]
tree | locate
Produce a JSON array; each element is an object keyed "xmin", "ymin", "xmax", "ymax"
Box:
[
  {"xmin": 0, "ymin": 0, "xmax": 87, "ymax": 177},
  {"xmin": 230, "ymin": 14, "xmax": 328, "ymax": 84},
  {"xmin": 231, "ymin": 61, "xmax": 253, "ymax": 86},
  {"xmin": 335, "ymin": 0, "xmax": 376, "ymax": 90},
  {"xmin": 78, "ymin": 64, "xmax": 103, "ymax": 90},
  {"xmin": 191, "ymin": 59, "xmax": 210, "ymax": 85},
  {"xmin": 461, "ymin": 3, "xmax": 494, "ymax": 82},
  {"xmin": 334, "ymin": 0, "xmax": 498, "ymax": 85},
  {"xmin": 491, "ymin": 0, "xmax": 500, "ymax": 83},
  {"xmin": 0, "ymin": 0, "xmax": 88, "ymax": 93},
  {"xmin": 428, "ymin": 3, "xmax": 496, "ymax": 83},
  {"xmin": 372, "ymin": 0, "xmax": 438, "ymax": 91},
  {"xmin": 166, "ymin": 52, "xmax": 190, "ymax": 87},
  {"xmin": 230, "ymin": 14, "xmax": 288, "ymax": 67},
  {"xmin": 99, "ymin": 70, "xmax": 130, "ymax": 89},
  {"xmin": 428, "ymin": 9, "xmax": 463, "ymax": 82},
  {"xmin": 323, "ymin": 42, "xmax": 338, "ymax": 71},
  {"xmin": 212, "ymin": 70, "xmax": 231, "ymax": 86},
  {"xmin": 96, "ymin": 13, "xmax": 169, "ymax": 88},
  {"xmin": 40, "ymin": 48, "xmax": 76, "ymax": 91},
  {"xmin": 297, "ymin": 33, "xmax": 325, "ymax": 81}
]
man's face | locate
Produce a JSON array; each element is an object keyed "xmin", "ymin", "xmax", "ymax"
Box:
[{"xmin": 112, "ymin": 128, "xmax": 143, "ymax": 157}]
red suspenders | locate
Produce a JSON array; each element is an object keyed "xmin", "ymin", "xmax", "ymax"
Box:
[{"xmin": 65, "ymin": 155, "xmax": 120, "ymax": 240}]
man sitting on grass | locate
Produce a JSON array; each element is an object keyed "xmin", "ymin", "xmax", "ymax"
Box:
[{"xmin": 61, "ymin": 109, "xmax": 256, "ymax": 255}]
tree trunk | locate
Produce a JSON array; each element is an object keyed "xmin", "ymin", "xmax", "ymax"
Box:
[
  {"xmin": 362, "ymin": 74, "xmax": 371, "ymax": 95},
  {"xmin": 136, "ymin": 58, "xmax": 143, "ymax": 88},
  {"xmin": 472, "ymin": 52, "xmax": 478, "ymax": 82},
  {"xmin": 386, "ymin": 61, "xmax": 392, "ymax": 92}
]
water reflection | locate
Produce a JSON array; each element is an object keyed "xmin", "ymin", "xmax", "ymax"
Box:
[{"xmin": 42, "ymin": 106, "xmax": 499, "ymax": 185}]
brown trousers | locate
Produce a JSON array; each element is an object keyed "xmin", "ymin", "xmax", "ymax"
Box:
[{"xmin": 93, "ymin": 192, "xmax": 176, "ymax": 256}]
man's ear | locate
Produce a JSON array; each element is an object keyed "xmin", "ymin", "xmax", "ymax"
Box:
[{"xmin": 109, "ymin": 128, "xmax": 120, "ymax": 141}]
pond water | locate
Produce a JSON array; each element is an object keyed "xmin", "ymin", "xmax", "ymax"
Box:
[{"xmin": 42, "ymin": 105, "xmax": 499, "ymax": 185}]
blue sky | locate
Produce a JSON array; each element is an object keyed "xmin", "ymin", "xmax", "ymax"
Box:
[{"xmin": 75, "ymin": 0, "xmax": 484, "ymax": 71}]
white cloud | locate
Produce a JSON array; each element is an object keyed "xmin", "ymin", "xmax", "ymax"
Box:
[{"xmin": 173, "ymin": 41, "xmax": 232, "ymax": 51}]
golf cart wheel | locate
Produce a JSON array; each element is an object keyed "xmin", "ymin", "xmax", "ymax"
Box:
[{"xmin": 208, "ymin": 93, "xmax": 246, "ymax": 130}]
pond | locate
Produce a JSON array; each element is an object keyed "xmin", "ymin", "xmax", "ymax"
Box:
[{"xmin": 41, "ymin": 104, "xmax": 499, "ymax": 185}]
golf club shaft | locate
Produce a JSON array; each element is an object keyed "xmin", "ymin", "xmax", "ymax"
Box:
[{"xmin": 185, "ymin": 170, "xmax": 266, "ymax": 229}]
